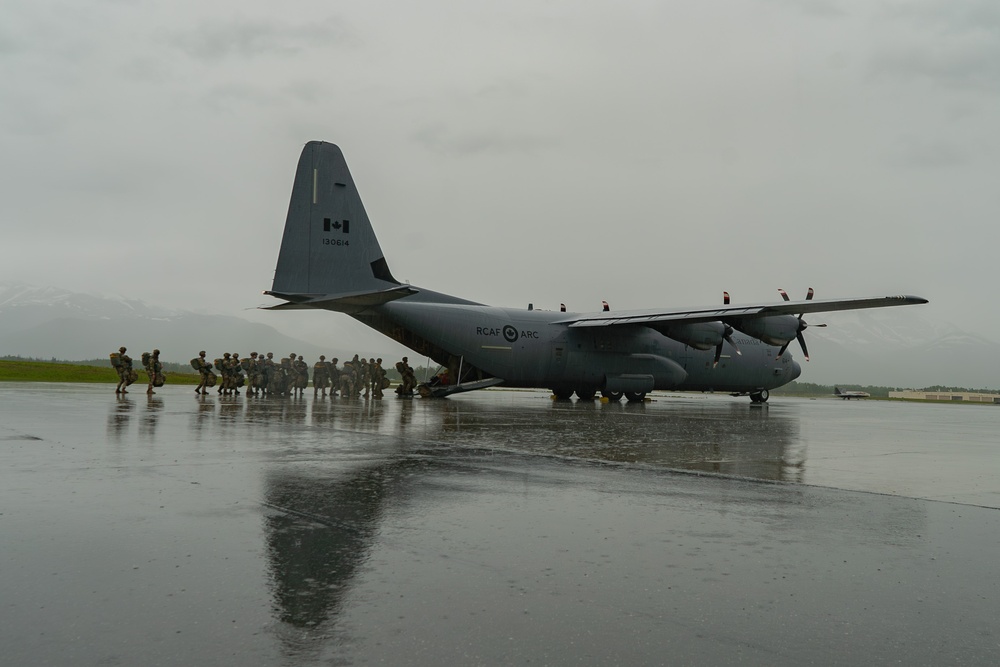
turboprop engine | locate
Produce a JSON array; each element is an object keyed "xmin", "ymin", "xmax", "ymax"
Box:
[
  {"xmin": 727, "ymin": 315, "xmax": 801, "ymax": 348},
  {"xmin": 657, "ymin": 321, "xmax": 729, "ymax": 351},
  {"xmin": 653, "ymin": 321, "xmax": 741, "ymax": 366},
  {"xmin": 728, "ymin": 288, "xmax": 829, "ymax": 361}
]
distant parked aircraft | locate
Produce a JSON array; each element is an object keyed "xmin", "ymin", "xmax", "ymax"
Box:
[{"xmin": 834, "ymin": 387, "xmax": 871, "ymax": 400}]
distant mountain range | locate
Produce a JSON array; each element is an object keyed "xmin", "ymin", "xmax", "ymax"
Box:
[
  {"xmin": 1, "ymin": 282, "xmax": 996, "ymax": 389},
  {"xmin": 777, "ymin": 309, "xmax": 998, "ymax": 389},
  {"xmin": 0, "ymin": 283, "xmax": 357, "ymax": 364}
]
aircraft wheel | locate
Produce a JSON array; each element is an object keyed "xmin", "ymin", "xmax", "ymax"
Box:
[
  {"xmin": 601, "ymin": 390, "xmax": 623, "ymax": 402},
  {"xmin": 552, "ymin": 388, "xmax": 573, "ymax": 400},
  {"xmin": 575, "ymin": 389, "xmax": 596, "ymax": 401},
  {"xmin": 750, "ymin": 389, "xmax": 769, "ymax": 403},
  {"xmin": 624, "ymin": 391, "xmax": 646, "ymax": 403}
]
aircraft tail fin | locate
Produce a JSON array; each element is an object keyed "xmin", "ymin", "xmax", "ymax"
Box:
[
  {"xmin": 270, "ymin": 141, "xmax": 400, "ymax": 299},
  {"xmin": 834, "ymin": 387, "xmax": 842, "ymax": 395}
]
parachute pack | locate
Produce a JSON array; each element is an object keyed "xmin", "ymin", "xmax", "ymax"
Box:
[
  {"xmin": 214, "ymin": 358, "xmax": 225, "ymax": 372},
  {"xmin": 110, "ymin": 352, "xmax": 122, "ymax": 368},
  {"xmin": 190, "ymin": 358, "xmax": 201, "ymax": 370},
  {"xmin": 141, "ymin": 352, "xmax": 152, "ymax": 369},
  {"xmin": 152, "ymin": 372, "xmax": 166, "ymax": 388}
]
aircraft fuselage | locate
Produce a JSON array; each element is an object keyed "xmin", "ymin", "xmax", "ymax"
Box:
[{"xmin": 355, "ymin": 300, "xmax": 801, "ymax": 395}]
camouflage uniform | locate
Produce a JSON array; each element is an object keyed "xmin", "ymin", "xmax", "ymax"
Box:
[
  {"xmin": 293, "ymin": 355, "xmax": 309, "ymax": 397},
  {"xmin": 229, "ymin": 354, "xmax": 244, "ymax": 395},
  {"xmin": 246, "ymin": 352, "xmax": 261, "ymax": 397},
  {"xmin": 359, "ymin": 357, "xmax": 370, "ymax": 398},
  {"xmin": 313, "ymin": 356, "xmax": 330, "ymax": 398},
  {"xmin": 339, "ymin": 360, "xmax": 354, "ymax": 397},
  {"xmin": 144, "ymin": 349, "xmax": 164, "ymax": 394},
  {"xmin": 371, "ymin": 358, "xmax": 385, "ymax": 399},
  {"xmin": 194, "ymin": 351, "xmax": 212, "ymax": 394},
  {"xmin": 401, "ymin": 357, "xmax": 416, "ymax": 395},
  {"xmin": 113, "ymin": 346, "xmax": 134, "ymax": 394},
  {"xmin": 264, "ymin": 352, "xmax": 285, "ymax": 396},
  {"xmin": 328, "ymin": 358, "xmax": 340, "ymax": 398},
  {"xmin": 217, "ymin": 352, "xmax": 232, "ymax": 395}
]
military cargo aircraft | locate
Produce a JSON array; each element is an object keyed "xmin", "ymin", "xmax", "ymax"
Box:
[{"xmin": 264, "ymin": 141, "xmax": 928, "ymax": 403}]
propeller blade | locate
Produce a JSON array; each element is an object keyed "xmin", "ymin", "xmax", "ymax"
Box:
[
  {"xmin": 796, "ymin": 331, "xmax": 810, "ymax": 361},
  {"xmin": 714, "ymin": 326, "xmax": 741, "ymax": 367},
  {"xmin": 806, "ymin": 287, "xmax": 814, "ymax": 301},
  {"xmin": 778, "ymin": 289, "xmax": 790, "ymax": 302},
  {"xmin": 723, "ymin": 291, "xmax": 730, "ymax": 305},
  {"xmin": 775, "ymin": 341, "xmax": 791, "ymax": 360},
  {"xmin": 723, "ymin": 325, "xmax": 741, "ymax": 356}
]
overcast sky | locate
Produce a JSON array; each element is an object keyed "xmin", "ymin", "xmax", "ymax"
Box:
[{"xmin": 2, "ymin": 0, "xmax": 998, "ymax": 350}]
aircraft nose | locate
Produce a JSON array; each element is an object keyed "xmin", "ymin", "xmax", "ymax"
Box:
[{"xmin": 789, "ymin": 359, "xmax": 802, "ymax": 382}]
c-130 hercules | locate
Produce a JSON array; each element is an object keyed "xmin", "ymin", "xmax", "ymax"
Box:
[{"xmin": 264, "ymin": 141, "xmax": 928, "ymax": 403}]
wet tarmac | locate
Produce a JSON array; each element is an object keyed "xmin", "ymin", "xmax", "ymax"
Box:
[{"xmin": 1, "ymin": 382, "xmax": 998, "ymax": 666}]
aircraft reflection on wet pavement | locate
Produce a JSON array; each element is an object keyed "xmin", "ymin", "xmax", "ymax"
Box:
[{"xmin": 246, "ymin": 393, "xmax": 941, "ymax": 662}]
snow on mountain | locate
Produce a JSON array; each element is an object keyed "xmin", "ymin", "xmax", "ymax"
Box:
[
  {"xmin": 789, "ymin": 309, "xmax": 999, "ymax": 388},
  {"xmin": 0, "ymin": 282, "xmax": 362, "ymax": 363}
]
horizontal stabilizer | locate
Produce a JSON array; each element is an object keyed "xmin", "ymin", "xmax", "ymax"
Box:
[{"xmin": 262, "ymin": 285, "xmax": 418, "ymax": 313}]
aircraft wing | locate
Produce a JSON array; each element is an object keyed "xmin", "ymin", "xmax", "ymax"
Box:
[{"xmin": 553, "ymin": 295, "xmax": 928, "ymax": 328}]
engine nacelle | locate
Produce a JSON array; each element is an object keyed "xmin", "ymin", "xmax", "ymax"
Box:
[
  {"xmin": 729, "ymin": 315, "xmax": 800, "ymax": 347},
  {"xmin": 657, "ymin": 321, "xmax": 727, "ymax": 351}
]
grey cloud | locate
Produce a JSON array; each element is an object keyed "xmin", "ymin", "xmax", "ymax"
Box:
[
  {"xmin": 879, "ymin": 0, "xmax": 1000, "ymax": 34},
  {"xmin": 0, "ymin": 30, "xmax": 23, "ymax": 56},
  {"xmin": 871, "ymin": 0, "xmax": 1000, "ymax": 90},
  {"xmin": 410, "ymin": 124, "xmax": 556, "ymax": 157},
  {"xmin": 759, "ymin": 0, "xmax": 849, "ymax": 19},
  {"xmin": 169, "ymin": 17, "xmax": 353, "ymax": 61},
  {"xmin": 885, "ymin": 136, "xmax": 970, "ymax": 169},
  {"xmin": 870, "ymin": 42, "xmax": 1000, "ymax": 92}
]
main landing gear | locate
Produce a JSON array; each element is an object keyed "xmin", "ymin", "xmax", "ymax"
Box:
[
  {"xmin": 551, "ymin": 388, "xmax": 644, "ymax": 403},
  {"xmin": 602, "ymin": 390, "xmax": 646, "ymax": 403}
]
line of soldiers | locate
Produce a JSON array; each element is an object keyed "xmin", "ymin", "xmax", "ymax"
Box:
[
  {"xmin": 110, "ymin": 346, "xmax": 164, "ymax": 395},
  {"xmin": 186, "ymin": 351, "xmax": 417, "ymax": 399}
]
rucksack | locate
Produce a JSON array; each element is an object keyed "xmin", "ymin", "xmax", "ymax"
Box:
[
  {"xmin": 141, "ymin": 352, "xmax": 152, "ymax": 368},
  {"xmin": 110, "ymin": 352, "xmax": 122, "ymax": 368},
  {"xmin": 190, "ymin": 358, "xmax": 201, "ymax": 370},
  {"xmin": 214, "ymin": 358, "xmax": 225, "ymax": 371}
]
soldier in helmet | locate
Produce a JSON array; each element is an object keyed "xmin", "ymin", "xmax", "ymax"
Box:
[
  {"xmin": 218, "ymin": 352, "xmax": 232, "ymax": 395},
  {"xmin": 371, "ymin": 358, "xmax": 385, "ymax": 399},
  {"xmin": 145, "ymin": 348, "xmax": 163, "ymax": 395},
  {"xmin": 313, "ymin": 355, "xmax": 330, "ymax": 398},
  {"xmin": 194, "ymin": 351, "xmax": 212, "ymax": 394},
  {"xmin": 359, "ymin": 356, "xmax": 370, "ymax": 398},
  {"xmin": 402, "ymin": 357, "xmax": 417, "ymax": 396},
  {"xmin": 229, "ymin": 353, "xmax": 244, "ymax": 396},
  {"xmin": 264, "ymin": 352, "xmax": 281, "ymax": 396},
  {"xmin": 114, "ymin": 346, "xmax": 133, "ymax": 394},
  {"xmin": 328, "ymin": 357, "xmax": 340, "ymax": 398},
  {"xmin": 339, "ymin": 357, "xmax": 355, "ymax": 397},
  {"xmin": 292, "ymin": 355, "xmax": 308, "ymax": 397},
  {"xmin": 245, "ymin": 352, "xmax": 260, "ymax": 397}
]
